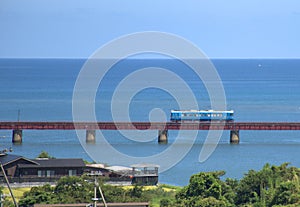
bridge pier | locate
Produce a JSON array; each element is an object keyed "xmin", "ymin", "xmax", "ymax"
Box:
[
  {"xmin": 158, "ymin": 130, "xmax": 168, "ymax": 144},
  {"xmin": 230, "ymin": 130, "xmax": 240, "ymax": 144},
  {"xmin": 86, "ymin": 130, "xmax": 96, "ymax": 143},
  {"xmin": 12, "ymin": 129, "xmax": 22, "ymax": 143}
]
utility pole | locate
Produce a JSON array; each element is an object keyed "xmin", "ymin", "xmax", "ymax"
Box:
[
  {"xmin": 0, "ymin": 193, "xmax": 3, "ymax": 207},
  {"xmin": 88, "ymin": 172, "xmax": 107, "ymax": 207},
  {"xmin": 93, "ymin": 176, "xmax": 97, "ymax": 207},
  {"xmin": 17, "ymin": 109, "xmax": 20, "ymax": 122},
  {"xmin": 0, "ymin": 163, "xmax": 18, "ymax": 207}
]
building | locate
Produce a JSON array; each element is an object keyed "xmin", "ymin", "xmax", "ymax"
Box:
[
  {"xmin": 0, "ymin": 153, "xmax": 85, "ymax": 183},
  {"xmin": 0, "ymin": 153, "xmax": 159, "ymax": 185},
  {"xmin": 131, "ymin": 164, "xmax": 159, "ymax": 185}
]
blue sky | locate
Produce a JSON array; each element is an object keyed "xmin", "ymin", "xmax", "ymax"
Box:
[{"xmin": 1, "ymin": 0, "xmax": 299, "ymax": 58}]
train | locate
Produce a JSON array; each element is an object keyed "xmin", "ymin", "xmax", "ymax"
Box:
[{"xmin": 170, "ymin": 109, "xmax": 234, "ymax": 122}]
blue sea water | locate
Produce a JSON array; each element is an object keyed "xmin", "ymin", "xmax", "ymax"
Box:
[{"xmin": 0, "ymin": 58, "xmax": 300, "ymax": 186}]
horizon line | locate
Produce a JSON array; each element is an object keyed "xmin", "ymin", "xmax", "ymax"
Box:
[{"xmin": 0, "ymin": 57, "xmax": 300, "ymax": 60}]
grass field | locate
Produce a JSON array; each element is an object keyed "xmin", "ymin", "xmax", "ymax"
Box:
[
  {"xmin": 122, "ymin": 184, "xmax": 181, "ymax": 192},
  {"xmin": 122, "ymin": 184, "xmax": 181, "ymax": 207},
  {"xmin": 2, "ymin": 187, "xmax": 30, "ymax": 202},
  {"xmin": 1, "ymin": 184, "xmax": 180, "ymax": 206}
]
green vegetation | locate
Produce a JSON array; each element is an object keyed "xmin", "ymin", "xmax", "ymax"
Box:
[
  {"xmin": 2, "ymin": 163, "xmax": 300, "ymax": 206},
  {"xmin": 17, "ymin": 176, "xmax": 176, "ymax": 207},
  {"xmin": 2, "ymin": 187, "xmax": 30, "ymax": 202},
  {"xmin": 235, "ymin": 163, "xmax": 300, "ymax": 207},
  {"xmin": 36, "ymin": 151, "xmax": 55, "ymax": 159},
  {"xmin": 174, "ymin": 170, "xmax": 234, "ymax": 206},
  {"xmin": 0, "ymin": 186, "xmax": 14, "ymax": 207},
  {"xmin": 171, "ymin": 163, "xmax": 300, "ymax": 207}
]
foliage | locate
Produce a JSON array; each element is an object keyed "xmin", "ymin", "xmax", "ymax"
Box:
[
  {"xmin": 175, "ymin": 171, "xmax": 235, "ymax": 206},
  {"xmin": 0, "ymin": 186, "xmax": 14, "ymax": 207},
  {"xmin": 174, "ymin": 163, "xmax": 300, "ymax": 207},
  {"xmin": 144, "ymin": 185, "xmax": 177, "ymax": 207},
  {"xmin": 36, "ymin": 150, "xmax": 55, "ymax": 159},
  {"xmin": 1, "ymin": 187, "xmax": 30, "ymax": 206},
  {"xmin": 17, "ymin": 163, "xmax": 300, "ymax": 207},
  {"xmin": 18, "ymin": 176, "xmax": 176, "ymax": 206},
  {"xmin": 160, "ymin": 198, "xmax": 173, "ymax": 207},
  {"xmin": 19, "ymin": 184, "xmax": 56, "ymax": 206},
  {"xmin": 54, "ymin": 176, "xmax": 93, "ymax": 203},
  {"xmin": 236, "ymin": 163, "xmax": 300, "ymax": 207},
  {"xmin": 83, "ymin": 159, "xmax": 97, "ymax": 164}
]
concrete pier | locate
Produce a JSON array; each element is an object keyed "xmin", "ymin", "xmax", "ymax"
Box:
[
  {"xmin": 158, "ymin": 130, "xmax": 168, "ymax": 144},
  {"xmin": 86, "ymin": 130, "xmax": 96, "ymax": 143},
  {"xmin": 12, "ymin": 129, "xmax": 22, "ymax": 143},
  {"xmin": 230, "ymin": 130, "xmax": 240, "ymax": 144}
]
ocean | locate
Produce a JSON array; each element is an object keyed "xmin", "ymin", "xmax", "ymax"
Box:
[{"xmin": 0, "ymin": 58, "xmax": 300, "ymax": 186}]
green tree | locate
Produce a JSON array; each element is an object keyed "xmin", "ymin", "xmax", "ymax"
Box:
[
  {"xmin": 271, "ymin": 181, "xmax": 300, "ymax": 206},
  {"xmin": 19, "ymin": 184, "xmax": 56, "ymax": 207},
  {"xmin": 194, "ymin": 196, "xmax": 227, "ymax": 207},
  {"xmin": 129, "ymin": 185, "xmax": 143, "ymax": 198},
  {"xmin": 19, "ymin": 177, "xmax": 93, "ymax": 206},
  {"xmin": 175, "ymin": 171, "xmax": 235, "ymax": 206},
  {"xmin": 160, "ymin": 198, "xmax": 173, "ymax": 207},
  {"xmin": 54, "ymin": 176, "xmax": 93, "ymax": 203},
  {"xmin": 100, "ymin": 185, "xmax": 126, "ymax": 203},
  {"xmin": 18, "ymin": 162, "xmax": 300, "ymax": 207},
  {"xmin": 0, "ymin": 186, "xmax": 14, "ymax": 207},
  {"xmin": 236, "ymin": 163, "xmax": 300, "ymax": 207},
  {"xmin": 37, "ymin": 151, "xmax": 55, "ymax": 159}
]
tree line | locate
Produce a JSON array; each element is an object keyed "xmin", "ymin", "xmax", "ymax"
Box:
[
  {"xmin": 1, "ymin": 162, "xmax": 300, "ymax": 207},
  {"xmin": 171, "ymin": 162, "xmax": 300, "ymax": 207}
]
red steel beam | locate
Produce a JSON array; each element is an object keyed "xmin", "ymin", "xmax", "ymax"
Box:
[{"xmin": 1, "ymin": 121, "xmax": 300, "ymax": 130}]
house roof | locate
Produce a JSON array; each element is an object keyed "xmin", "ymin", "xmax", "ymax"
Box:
[
  {"xmin": 0, "ymin": 153, "xmax": 85, "ymax": 170},
  {"xmin": 18, "ymin": 158, "xmax": 85, "ymax": 169},
  {"xmin": 0, "ymin": 154, "xmax": 38, "ymax": 166},
  {"xmin": 106, "ymin": 166, "xmax": 132, "ymax": 172},
  {"xmin": 131, "ymin": 163, "xmax": 160, "ymax": 168}
]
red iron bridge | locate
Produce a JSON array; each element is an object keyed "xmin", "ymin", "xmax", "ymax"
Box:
[{"xmin": 1, "ymin": 121, "xmax": 300, "ymax": 144}]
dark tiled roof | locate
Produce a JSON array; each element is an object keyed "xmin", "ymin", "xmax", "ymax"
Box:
[
  {"xmin": 0, "ymin": 154, "xmax": 38, "ymax": 166},
  {"xmin": 1, "ymin": 154, "xmax": 85, "ymax": 169},
  {"xmin": 33, "ymin": 158, "xmax": 85, "ymax": 168}
]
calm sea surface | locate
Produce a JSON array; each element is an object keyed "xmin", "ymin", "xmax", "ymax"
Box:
[{"xmin": 0, "ymin": 58, "xmax": 300, "ymax": 186}]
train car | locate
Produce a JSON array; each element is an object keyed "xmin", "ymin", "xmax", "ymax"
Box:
[{"xmin": 170, "ymin": 110, "xmax": 234, "ymax": 122}]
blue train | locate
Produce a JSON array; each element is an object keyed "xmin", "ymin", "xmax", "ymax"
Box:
[{"xmin": 170, "ymin": 110, "xmax": 234, "ymax": 122}]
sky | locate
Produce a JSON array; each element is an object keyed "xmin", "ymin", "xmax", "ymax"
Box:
[{"xmin": 0, "ymin": 0, "xmax": 300, "ymax": 58}]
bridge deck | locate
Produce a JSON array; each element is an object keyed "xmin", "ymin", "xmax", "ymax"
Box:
[{"xmin": 1, "ymin": 122, "xmax": 300, "ymax": 130}]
